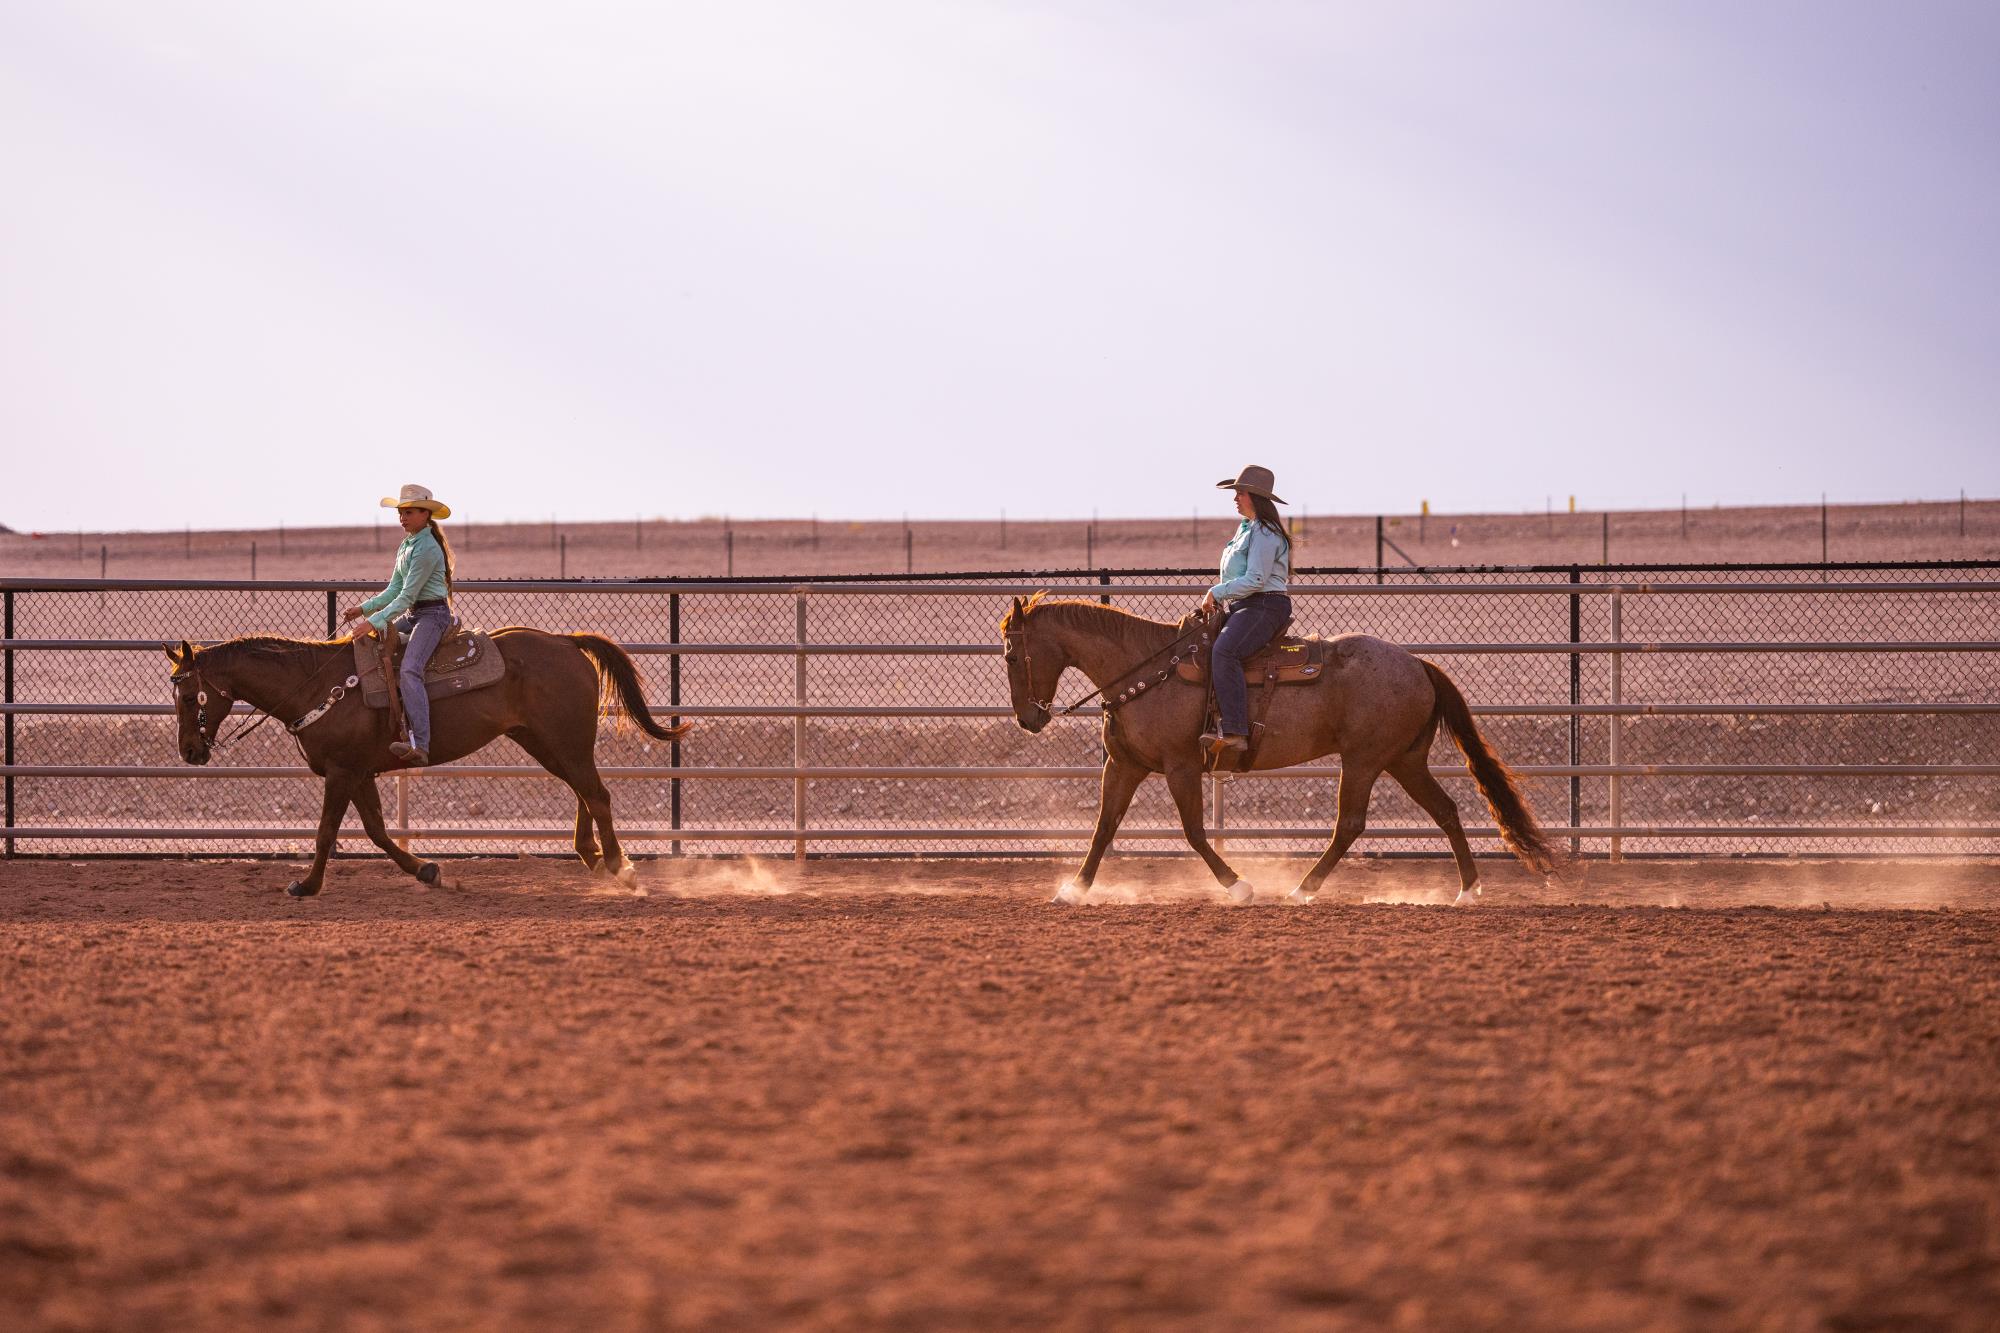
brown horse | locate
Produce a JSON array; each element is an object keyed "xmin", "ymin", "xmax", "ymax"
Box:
[
  {"xmin": 1000, "ymin": 594, "xmax": 1558, "ymax": 904},
  {"xmin": 166, "ymin": 630, "xmax": 689, "ymax": 897}
]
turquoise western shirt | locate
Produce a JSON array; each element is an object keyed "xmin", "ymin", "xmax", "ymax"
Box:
[
  {"xmin": 361, "ymin": 527, "xmax": 450, "ymax": 631},
  {"xmin": 1208, "ymin": 520, "xmax": 1291, "ymax": 604}
]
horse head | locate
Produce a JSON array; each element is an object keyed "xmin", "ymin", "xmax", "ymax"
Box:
[
  {"xmin": 164, "ymin": 640, "xmax": 232, "ymax": 765},
  {"xmin": 1000, "ymin": 594, "xmax": 1066, "ymax": 733}
]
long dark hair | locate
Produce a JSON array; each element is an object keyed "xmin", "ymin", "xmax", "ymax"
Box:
[
  {"xmin": 426, "ymin": 517, "xmax": 456, "ymax": 594},
  {"xmin": 1248, "ymin": 493, "xmax": 1291, "ymax": 554}
]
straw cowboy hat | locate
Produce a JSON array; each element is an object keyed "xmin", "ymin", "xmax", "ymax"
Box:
[
  {"xmin": 380, "ymin": 484, "xmax": 451, "ymax": 520},
  {"xmin": 1216, "ymin": 465, "xmax": 1287, "ymax": 505}
]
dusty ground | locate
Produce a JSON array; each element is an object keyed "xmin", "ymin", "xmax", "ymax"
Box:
[{"xmin": 3, "ymin": 855, "xmax": 1998, "ymax": 1330}]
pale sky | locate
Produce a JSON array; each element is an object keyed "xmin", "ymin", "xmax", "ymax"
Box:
[{"xmin": 2, "ymin": 1, "xmax": 1996, "ymax": 532}]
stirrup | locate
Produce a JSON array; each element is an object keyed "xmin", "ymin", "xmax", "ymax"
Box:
[
  {"xmin": 1201, "ymin": 731, "xmax": 1248, "ymax": 753},
  {"xmin": 389, "ymin": 740, "xmax": 430, "ymax": 766}
]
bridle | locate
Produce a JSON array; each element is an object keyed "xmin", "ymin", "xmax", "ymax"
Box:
[
  {"xmin": 170, "ymin": 660, "xmax": 237, "ymax": 751},
  {"xmin": 1002, "ymin": 627, "xmax": 1059, "ymax": 716},
  {"xmin": 1004, "ymin": 611, "xmax": 1218, "ymax": 718},
  {"xmin": 171, "ymin": 644, "xmax": 360, "ymax": 754}
]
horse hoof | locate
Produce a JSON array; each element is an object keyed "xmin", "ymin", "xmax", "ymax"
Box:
[
  {"xmin": 1453, "ymin": 881, "xmax": 1483, "ymax": 906},
  {"xmin": 416, "ymin": 862, "xmax": 441, "ymax": 886},
  {"xmin": 616, "ymin": 862, "xmax": 639, "ymax": 888},
  {"xmin": 1228, "ymin": 879, "xmax": 1256, "ymax": 905},
  {"xmin": 285, "ymin": 881, "xmax": 319, "ymax": 898},
  {"xmin": 1285, "ymin": 886, "xmax": 1316, "ymax": 905},
  {"xmin": 1051, "ymin": 881, "xmax": 1085, "ymax": 905}
]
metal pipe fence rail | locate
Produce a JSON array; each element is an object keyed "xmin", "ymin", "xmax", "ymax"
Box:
[{"xmin": 5, "ymin": 562, "xmax": 1999, "ymax": 859}]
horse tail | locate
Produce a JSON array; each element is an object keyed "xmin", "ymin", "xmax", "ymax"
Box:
[
  {"xmin": 568, "ymin": 633, "xmax": 692, "ymax": 741},
  {"xmin": 1422, "ymin": 660, "xmax": 1560, "ymax": 875}
]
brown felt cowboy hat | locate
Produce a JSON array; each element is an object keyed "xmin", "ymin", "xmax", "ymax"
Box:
[
  {"xmin": 379, "ymin": 483, "xmax": 451, "ymax": 520},
  {"xmin": 1216, "ymin": 465, "xmax": 1286, "ymax": 505}
]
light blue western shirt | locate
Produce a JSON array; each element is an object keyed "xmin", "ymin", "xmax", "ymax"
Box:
[
  {"xmin": 361, "ymin": 527, "xmax": 450, "ymax": 631},
  {"xmin": 1208, "ymin": 520, "xmax": 1291, "ymax": 604}
]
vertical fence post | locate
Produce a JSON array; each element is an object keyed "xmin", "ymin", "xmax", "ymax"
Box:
[
  {"xmin": 1600, "ymin": 512, "xmax": 1608, "ymax": 565},
  {"xmin": 1609, "ymin": 588, "xmax": 1623, "ymax": 862},
  {"xmin": 559, "ymin": 534, "xmax": 568, "ymax": 579},
  {"xmin": 4, "ymin": 589, "xmax": 13, "ymax": 858},
  {"xmin": 726, "ymin": 529, "xmax": 734, "ymax": 576},
  {"xmin": 794, "ymin": 592, "xmax": 808, "ymax": 862},
  {"xmin": 1085, "ymin": 525, "xmax": 1093, "ymax": 571},
  {"xmin": 1821, "ymin": 495, "xmax": 1829, "ymax": 568},
  {"xmin": 904, "ymin": 528, "xmax": 912, "ymax": 573},
  {"xmin": 1211, "ymin": 768, "xmax": 1224, "ymax": 856},
  {"xmin": 395, "ymin": 773, "xmax": 410, "ymax": 853},
  {"xmin": 1568, "ymin": 565, "xmax": 1581, "ymax": 856},
  {"xmin": 1375, "ymin": 516, "xmax": 1384, "ymax": 584},
  {"xmin": 669, "ymin": 592, "xmax": 682, "ymax": 856},
  {"xmin": 325, "ymin": 590, "xmax": 337, "ymax": 638}
]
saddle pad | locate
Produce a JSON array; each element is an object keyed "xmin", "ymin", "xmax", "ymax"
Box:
[
  {"xmin": 354, "ymin": 626, "xmax": 506, "ymax": 709},
  {"xmin": 1176, "ymin": 635, "xmax": 1329, "ymax": 686}
]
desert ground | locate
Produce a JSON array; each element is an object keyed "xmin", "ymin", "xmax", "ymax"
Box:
[
  {"xmin": 4, "ymin": 498, "xmax": 2000, "ymax": 581},
  {"xmin": 4, "ymin": 505, "xmax": 1999, "ymax": 1328},
  {"xmin": 3, "ymin": 855, "xmax": 1998, "ymax": 1330}
]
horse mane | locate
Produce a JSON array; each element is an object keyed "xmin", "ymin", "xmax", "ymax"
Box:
[
  {"xmin": 1002, "ymin": 595, "xmax": 1176, "ymax": 655},
  {"xmin": 203, "ymin": 635, "xmax": 345, "ymax": 671}
]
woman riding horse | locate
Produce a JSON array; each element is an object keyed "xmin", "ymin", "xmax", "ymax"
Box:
[
  {"xmin": 340, "ymin": 483, "xmax": 456, "ymax": 767},
  {"xmin": 1199, "ymin": 465, "xmax": 1293, "ymax": 757}
]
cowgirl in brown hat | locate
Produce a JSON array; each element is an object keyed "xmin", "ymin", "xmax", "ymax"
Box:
[
  {"xmin": 339, "ymin": 485, "xmax": 457, "ymax": 765},
  {"xmin": 1198, "ymin": 466, "xmax": 1293, "ymax": 753}
]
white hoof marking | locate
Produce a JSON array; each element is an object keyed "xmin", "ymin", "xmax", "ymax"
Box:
[
  {"xmin": 1228, "ymin": 879, "xmax": 1256, "ymax": 905},
  {"xmin": 1453, "ymin": 881, "xmax": 1483, "ymax": 906},
  {"xmin": 1051, "ymin": 880, "xmax": 1085, "ymax": 905},
  {"xmin": 1285, "ymin": 886, "xmax": 1316, "ymax": 905}
]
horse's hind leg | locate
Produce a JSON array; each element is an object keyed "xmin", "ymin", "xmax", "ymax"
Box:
[
  {"xmin": 351, "ymin": 777, "xmax": 443, "ymax": 887},
  {"xmin": 572, "ymin": 797, "xmax": 601, "ymax": 872},
  {"xmin": 1387, "ymin": 748, "xmax": 1482, "ymax": 905},
  {"xmin": 572, "ymin": 760, "xmax": 635, "ymax": 886},
  {"xmin": 1287, "ymin": 763, "xmax": 1381, "ymax": 905},
  {"xmin": 508, "ymin": 727, "xmax": 611, "ymax": 877}
]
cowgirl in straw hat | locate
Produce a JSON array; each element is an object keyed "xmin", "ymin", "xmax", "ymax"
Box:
[
  {"xmin": 1198, "ymin": 466, "xmax": 1293, "ymax": 754},
  {"xmin": 340, "ymin": 484, "xmax": 458, "ymax": 765}
]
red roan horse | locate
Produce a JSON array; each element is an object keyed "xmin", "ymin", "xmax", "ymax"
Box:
[
  {"xmin": 167, "ymin": 630, "xmax": 688, "ymax": 897},
  {"xmin": 1000, "ymin": 595, "xmax": 1559, "ymax": 904}
]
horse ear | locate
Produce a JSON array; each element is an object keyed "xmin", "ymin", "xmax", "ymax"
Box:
[
  {"xmin": 178, "ymin": 639, "xmax": 194, "ymax": 664},
  {"xmin": 164, "ymin": 641, "xmax": 184, "ymax": 666}
]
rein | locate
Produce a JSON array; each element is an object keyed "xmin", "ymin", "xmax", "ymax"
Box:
[{"xmin": 1009, "ymin": 611, "xmax": 1217, "ymax": 717}]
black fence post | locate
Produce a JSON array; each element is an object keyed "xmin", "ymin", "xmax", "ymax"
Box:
[
  {"xmin": 1098, "ymin": 570, "xmax": 1111, "ymax": 606},
  {"xmin": 669, "ymin": 592, "xmax": 682, "ymax": 857},
  {"xmin": 325, "ymin": 589, "xmax": 337, "ymax": 638},
  {"xmin": 1568, "ymin": 565, "xmax": 1581, "ymax": 856},
  {"xmin": 4, "ymin": 589, "xmax": 13, "ymax": 858},
  {"xmin": 1375, "ymin": 516, "xmax": 1385, "ymax": 584}
]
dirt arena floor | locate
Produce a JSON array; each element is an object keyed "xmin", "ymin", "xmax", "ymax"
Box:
[{"xmin": 4, "ymin": 855, "xmax": 1998, "ymax": 1330}]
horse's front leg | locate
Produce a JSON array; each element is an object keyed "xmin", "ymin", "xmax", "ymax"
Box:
[
  {"xmin": 351, "ymin": 776, "xmax": 442, "ymax": 886},
  {"xmin": 287, "ymin": 770, "xmax": 356, "ymax": 898},
  {"xmin": 1053, "ymin": 756, "xmax": 1148, "ymax": 905},
  {"xmin": 1164, "ymin": 761, "xmax": 1251, "ymax": 903}
]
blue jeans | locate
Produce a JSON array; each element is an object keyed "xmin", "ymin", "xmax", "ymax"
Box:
[
  {"xmin": 1213, "ymin": 593, "xmax": 1292, "ymax": 737},
  {"xmin": 392, "ymin": 603, "xmax": 453, "ymax": 751}
]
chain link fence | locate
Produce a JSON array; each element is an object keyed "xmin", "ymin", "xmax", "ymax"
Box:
[{"xmin": 5, "ymin": 562, "xmax": 1999, "ymax": 859}]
